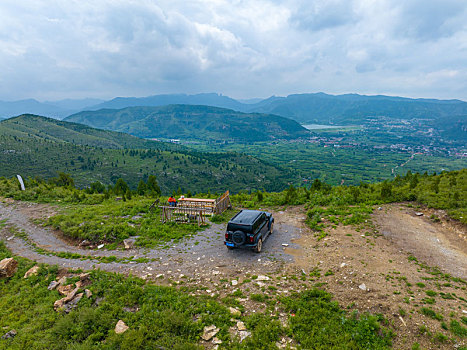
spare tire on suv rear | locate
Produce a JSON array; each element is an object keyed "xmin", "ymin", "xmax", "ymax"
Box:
[{"xmin": 232, "ymin": 230, "xmax": 246, "ymax": 245}]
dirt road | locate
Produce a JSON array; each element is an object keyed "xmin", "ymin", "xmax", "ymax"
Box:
[
  {"xmin": 375, "ymin": 204, "xmax": 467, "ymax": 279},
  {"xmin": 0, "ymin": 201, "xmax": 302, "ymax": 280}
]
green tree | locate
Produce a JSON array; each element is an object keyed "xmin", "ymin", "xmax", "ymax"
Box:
[
  {"xmin": 380, "ymin": 181, "xmax": 392, "ymax": 200},
  {"xmin": 137, "ymin": 180, "xmax": 147, "ymax": 195},
  {"xmin": 50, "ymin": 172, "xmax": 75, "ymax": 188},
  {"xmin": 114, "ymin": 178, "xmax": 129, "ymax": 196},
  {"xmin": 147, "ymin": 175, "xmax": 161, "ymax": 197}
]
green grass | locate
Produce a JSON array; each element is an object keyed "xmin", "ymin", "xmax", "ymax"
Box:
[
  {"xmin": 280, "ymin": 289, "xmax": 393, "ymax": 349},
  {"xmin": 46, "ymin": 197, "xmax": 205, "ymax": 247},
  {"xmin": 0, "ymin": 242, "xmax": 394, "ymax": 349}
]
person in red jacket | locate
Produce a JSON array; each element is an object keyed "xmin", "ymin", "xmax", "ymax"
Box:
[{"xmin": 168, "ymin": 196, "xmax": 177, "ymax": 207}]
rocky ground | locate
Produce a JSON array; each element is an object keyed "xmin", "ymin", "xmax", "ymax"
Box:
[{"xmin": 1, "ymin": 198, "xmax": 466, "ymax": 349}]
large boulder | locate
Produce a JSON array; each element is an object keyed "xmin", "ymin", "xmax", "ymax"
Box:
[{"xmin": 0, "ymin": 258, "xmax": 18, "ymax": 278}]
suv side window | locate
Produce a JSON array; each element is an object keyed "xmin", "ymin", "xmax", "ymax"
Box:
[{"xmin": 252, "ymin": 218, "xmax": 260, "ymax": 232}]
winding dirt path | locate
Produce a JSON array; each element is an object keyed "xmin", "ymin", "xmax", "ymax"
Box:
[{"xmin": 0, "ymin": 201, "xmax": 302, "ymax": 280}]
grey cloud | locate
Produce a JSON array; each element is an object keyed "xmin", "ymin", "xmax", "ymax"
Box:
[
  {"xmin": 0, "ymin": 0, "xmax": 466, "ymax": 101},
  {"xmin": 394, "ymin": 0, "xmax": 467, "ymax": 41},
  {"xmin": 289, "ymin": 0, "xmax": 359, "ymax": 31}
]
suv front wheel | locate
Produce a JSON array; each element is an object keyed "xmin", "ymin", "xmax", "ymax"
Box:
[{"xmin": 255, "ymin": 238, "xmax": 262, "ymax": 253}]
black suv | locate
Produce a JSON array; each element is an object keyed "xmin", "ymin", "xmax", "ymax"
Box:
[{"xmin": 224, "ymin": 210, "xmax": 274, "ymax": 253}]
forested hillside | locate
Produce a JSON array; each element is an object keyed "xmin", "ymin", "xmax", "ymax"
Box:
[
  {"xmin": 0, "ymin": 114, "xmax": 179, "ymax": 150},
  {"xmin": 65, "ymin": 105, "xmax": 310, "ymax": 141},
  {"xmin": 0, "ymin": 115, "xmax": 293, "ymax": 193}
]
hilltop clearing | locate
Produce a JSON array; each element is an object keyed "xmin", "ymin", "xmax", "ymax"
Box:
[{"xmin": 0, "ymin": 199, "xmax": 466, "ymax": 349}]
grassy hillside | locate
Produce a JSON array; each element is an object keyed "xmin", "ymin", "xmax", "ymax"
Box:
[
  {"xmin": 0, "ymin": 116, "xmax": 293, "ymax": 193},
  {"xmin": 0, "ymin": 114, "xmax": 178, "ymax": 150},
  {"xmin": 232, "ymin": 169, "xmax": 467, "ymax": 227},
  {"xmin": 65, "ymin": 105, "xmax": 310, "ymax": 141}
]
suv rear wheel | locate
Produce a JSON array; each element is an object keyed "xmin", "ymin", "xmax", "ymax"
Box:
[{"xmin": 255, "ymin": 238, "xmax": 262, "ymax": 253}]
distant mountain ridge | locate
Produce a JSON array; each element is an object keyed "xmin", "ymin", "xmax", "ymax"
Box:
[
  {"xmin": 246, "ymin": 93, "xmax": 467, "ymax": 124},
  {"xmin": 65, "ymin": 105, "xmax": 310, "ymax": 141},
  {"xmin": 2, "ymin": 92, "xmax": 466, "ymax": 128},
  {"xmin": 0, "ymin": 98, "xmax": 105, "ymax": 120},
  {"xmin": 87, "ymin": 93, "xmax": 244, "ymax": 112}
]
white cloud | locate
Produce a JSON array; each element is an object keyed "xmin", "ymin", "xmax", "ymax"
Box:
[{"xmin": 0, "ymin": 0, "xmax": 466, "ymax": 100}]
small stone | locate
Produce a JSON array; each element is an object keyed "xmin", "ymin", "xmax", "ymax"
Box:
[
  {"xmin": 0, "ymin": 258, "xmax": 18, "ymax": 278},
  {"xmin": 56, "ymin": 276, "xmax": 67, "ymax": 285},
  {"xmin": 57, "ymin": 284, "xmax": 74, "ymax": 296},
  {"xmin": 123, "ymin": 239, "xmax": 135, "ymax": 250},
  {"xmin": 115, "ymin": 320, "xmax": 129, "ymax": 334},
  {"xmin": 229, "ymin": 307, "xmax": 241, "ymax": 317},
  {"xmin": 1, "ymin": 329, "xmax": 17, "ymax": 340},
  {"xmin": 48, "ymin": 281, "xmax": 60, "ymax": 290},
  {"xmin": 256, "ymin": 275, "xmax": 270, "ymax": 281},
  {"xmin": 24, "ymin": 265, "xmax": 40, "ymax": 278},
  {"xmin": 63, "ymin": 293, "xmax": 83, "ymax": 313},
  {"xmin": 359, "ymin": 283, "xmax": 367, "ymax": 291},
  {"xmin": 231, "ymin": 280, "xmax": 238, "ymax": 286},
  {"xmin": 237, "ymin": 321, "xmax": 247, "ymax": 331},
  {"xmin": 239, "ymin": 330, "xmax": 251, "ymax": 342},
  {"xmin": 54, "ymin": 287, "xmax": 80, "ymax": 312},
  {"xmin": 201, "ymin": 325, "xmax": 219, "ymax": 341},
  {"xmin": 212, "ymin": 337, "xmax": 222, "ymax": 345}
]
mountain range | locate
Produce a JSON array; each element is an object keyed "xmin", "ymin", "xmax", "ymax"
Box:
[{"xmin": 2, "ymin": 92, "xmax": 466, "ymax": 127}]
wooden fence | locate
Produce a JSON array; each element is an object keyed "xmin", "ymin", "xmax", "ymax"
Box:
[{"xmin": 159, "ymin": 190, "xmax": 231, "ymax": 226}]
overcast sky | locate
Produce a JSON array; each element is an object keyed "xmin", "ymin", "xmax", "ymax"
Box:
[{"xmin": 1, "ymin": 0, "xmax": 466, "ymax": 101}]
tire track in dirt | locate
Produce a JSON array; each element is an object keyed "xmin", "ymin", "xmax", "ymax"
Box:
[{"xmin": 374, "ymin": 204, "xmax": 467, "ymax": 279}]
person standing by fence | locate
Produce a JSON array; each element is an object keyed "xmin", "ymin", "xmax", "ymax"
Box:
[{"xmin": 168, "ymin": 196, "xmax": 177, "ymax": 207}]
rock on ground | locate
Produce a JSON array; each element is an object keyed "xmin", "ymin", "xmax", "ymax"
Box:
[
  {"xmin": 123, "ymin": 238, "xmax": 136, "ymax": 250},
  {"xmin": 0, "ymin": 258, "xmax": 18, "ymax": 278},
  {"xmin": 115, "ymin": 320, "xmax": 129, "ymax": 334},
  {"xmin": 201, "ymin": 325, "xmax": 219, "ymax": 341},
  {"xmin": 54, "ymin": 287, "xmax": 79, "ymax": 311},
  {"xmin": 229, "ymin": 307, "xmax": 241, "ymax": 317},
  {"xmin": 1, "ymin": 330, "xmax": 17, "ymax": 340},
  {"xmin": 24, "ymin": 265, "xmax": 40, "ymax": 278}
]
